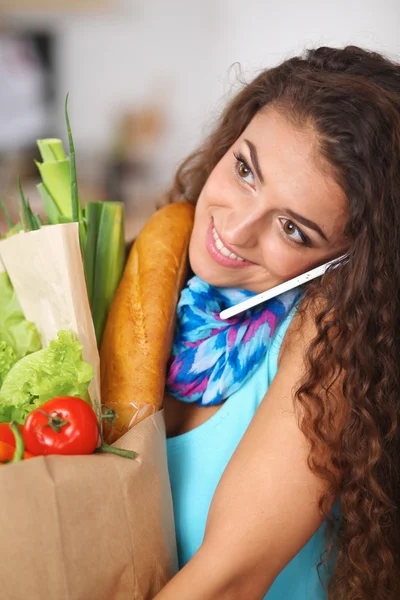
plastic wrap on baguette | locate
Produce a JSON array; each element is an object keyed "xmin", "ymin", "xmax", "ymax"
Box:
[{"xmin": 100, "ymin": 201, "xmax": 195, "ymax": 443}]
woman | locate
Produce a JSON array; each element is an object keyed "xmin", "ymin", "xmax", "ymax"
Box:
[{"xmin": 156, "ymin": 46, "xmax": 400, "ymax": 599}]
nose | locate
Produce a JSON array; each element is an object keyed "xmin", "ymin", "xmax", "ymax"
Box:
[{"xmin": 221, "ymin": 206, "xmax": 268, "ymax": 248}]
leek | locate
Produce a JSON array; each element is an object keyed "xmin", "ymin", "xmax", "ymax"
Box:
[
  {"xmin": 0, "ymin": 198, "xmax": 13, "ymax": 229},
  {"xmin": 89, "ymin": 201, "xmax": 125, "ymax": 344},
  {"xmin": 35, "ymin": 141, "xmax": 73, "ymax": 220},
  {"xmin": 33, "ymin": 213, "xmax": 43, "ymax": 229},
  {"xmin": 35, "ymin": 96, "xmax": 126, "ymax": 345},
  {"xmin": 35, "ymin": 137, "xmax": 84, "ymax": 226},
  {"xmin": 65, "ymin": 94, "xmax": 79, "ymax": 223},
  {"xmin": 84, "ymin": 202, "xmax": 102, "ymax": 306},
  {"xmin": 18, "ymin": 178, "xmax": 40, "ymax": 232},
  {"xmin": 64, "ymin": 95, "xmax": 86, "ymax": 251},
  {"xmin": 36, "ymin": 182, "xmax": 60, "ymax": 225},
  {"xmin": 35, "ymin": 139, "xmax": 86, "ymax": 244},
  {"xmin": 37, "ymin": 137, "xmax": 66, "ymax": 162}
]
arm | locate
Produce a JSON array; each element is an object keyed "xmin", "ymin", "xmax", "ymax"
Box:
[{"xmin": 155, "ymin": 309, "xmax": 344, "ymax": 600}]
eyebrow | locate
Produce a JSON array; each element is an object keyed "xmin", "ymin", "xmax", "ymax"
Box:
[
  {"xmin": 244, "ymin": 139, "xmax": 265, "ymax": 184},
  {"xmin": 285, "ymin": 208, "xmax": 328, "ymax": 241},
  {"xmin": 243, "ymin": 139, "xmax": 328, "ymax": 242}
]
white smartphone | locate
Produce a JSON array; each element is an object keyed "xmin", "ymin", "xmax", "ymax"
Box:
[{"xmin": 219, "ymin": 254, "xmax": 348, "ymax": 320}]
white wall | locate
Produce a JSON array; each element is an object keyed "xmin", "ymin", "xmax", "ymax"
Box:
[{"xmin": 6, "ymin": 0, "xmax": 400, "ymax": 190}]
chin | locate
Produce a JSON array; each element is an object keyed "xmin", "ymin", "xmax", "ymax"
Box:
[
  {"xmin": 189, "ymin": 256, "xmax": 244, "ymax": 289},
  {"xmin": 188, "ymin": 251, "xmax": 220, "ymax": 286},
  {"xmin": 189, "ymin": 255, "xmax": 219, "ymax": 286}
]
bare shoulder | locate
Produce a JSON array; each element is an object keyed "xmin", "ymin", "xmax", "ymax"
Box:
[
  {"xmin": 278, "ymin": 295, "xmax": 325, "ymax": 368},
  {"xmin": 277, "ymin": 293, "xmax": 348, "ymax": 434}
]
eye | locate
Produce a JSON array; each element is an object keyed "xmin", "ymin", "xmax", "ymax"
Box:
[
  {"xmin": 233, "ymin": 152, "xmax": 255, "ymax": 186},
  {"xmin": 279, "ymin": 218, "xmax": 310, "ymax": 246}
]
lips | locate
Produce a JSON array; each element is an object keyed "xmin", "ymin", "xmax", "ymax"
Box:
[{"xmin": 205, "ymin": 221, "xmax": 254, "ymax": 268}]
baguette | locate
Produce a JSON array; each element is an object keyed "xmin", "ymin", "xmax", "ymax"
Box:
[{"xmin": 100, "ymin": 201, "xmax": 195, "ymax": 443}]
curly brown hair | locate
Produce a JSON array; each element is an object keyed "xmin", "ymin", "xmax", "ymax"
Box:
[{"xmin": 168, "ymin": 46, "xmax": 400, "ymax": 599}]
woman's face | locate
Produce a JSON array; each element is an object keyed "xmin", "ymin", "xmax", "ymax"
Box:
[{"xmin": 189, "ymin": 106, "xmax": 349, "ymax": 292}]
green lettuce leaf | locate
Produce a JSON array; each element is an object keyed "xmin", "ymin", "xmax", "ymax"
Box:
[
  {"xmin": 0, "ymin": 271, "xmax": 42, "ymax": 358},
  {"xmin": 0, "ymin": 341, "xmax": 17, "ymax": 388},
  {"xmin": 0, "ymin": 330, "xmax": 94, "ymax": 423}
]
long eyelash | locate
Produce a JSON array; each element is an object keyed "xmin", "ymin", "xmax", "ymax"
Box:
[
  {"xmin": 282, "ymin": 221, "xmax": 312, "ymax": 247},
  {"xmin": 296, "ymin": 227, "xmax": 311, "ymax": 247},
  {"xmin": 233, "ymin": 152, "xmax": 253, "ymax": 176}
]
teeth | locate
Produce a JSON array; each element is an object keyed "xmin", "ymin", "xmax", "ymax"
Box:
[
  {"xmin": 220, "ymin": 246, "xmax": 232, "ymax": 258},
  {"xmin": 212, "ymin": 226, "xmax": 244, "ymax": 261}
]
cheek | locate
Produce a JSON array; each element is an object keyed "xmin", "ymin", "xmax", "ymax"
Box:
[
  {"xmin": 190, "ymin": 196, "xmax": 210, "ymax": 245},
  {"xmin": 197, "ymin": 160, "xmax": 234, "ymax": 209},
  {"xmin": 261, "ymin": 232, "xmax": 311, "ymax": 281},
  {"xmin": 190, "ymin": 166, "xmax": 231, "ymax": 238},
  {"xmin": 188, "ymin": 203, "xmax": 209, "ymax": 274}
]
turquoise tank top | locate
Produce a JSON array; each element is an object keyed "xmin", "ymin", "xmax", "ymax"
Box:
[{"xmin": 166, "ymin": 309, "xmax": 337, "ymax": 599}]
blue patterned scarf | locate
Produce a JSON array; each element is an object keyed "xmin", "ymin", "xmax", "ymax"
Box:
[{"xmin": 166, "ymin": 276, "xmax": 301, "ymax": 406}]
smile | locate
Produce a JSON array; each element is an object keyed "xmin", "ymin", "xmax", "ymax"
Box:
[
  {"xmin": 212, "ymin": 227, "xmax": 245, "ymax": 261},
  {"xmin": 205, "ymin": 221, "xmax": 253, "ymax": 269}
]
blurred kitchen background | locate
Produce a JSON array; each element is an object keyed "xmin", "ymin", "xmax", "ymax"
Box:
[{"xmin": 0, "ymin": 0, "xmax": 399, "ymax": 242}]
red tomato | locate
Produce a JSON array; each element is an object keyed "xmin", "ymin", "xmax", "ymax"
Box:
[
  {"xmin": 0, "ymin": 423, "xmax": 23, "ymax": 447},
  {"xmin": 23, "ymin": 397, "xmax": 99, "ymax": 456}
]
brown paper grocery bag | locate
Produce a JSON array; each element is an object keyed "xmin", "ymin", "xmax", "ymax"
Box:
[{"xmin": 0, "ymin": 410, "xmax": 178, "ymax": 600}]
